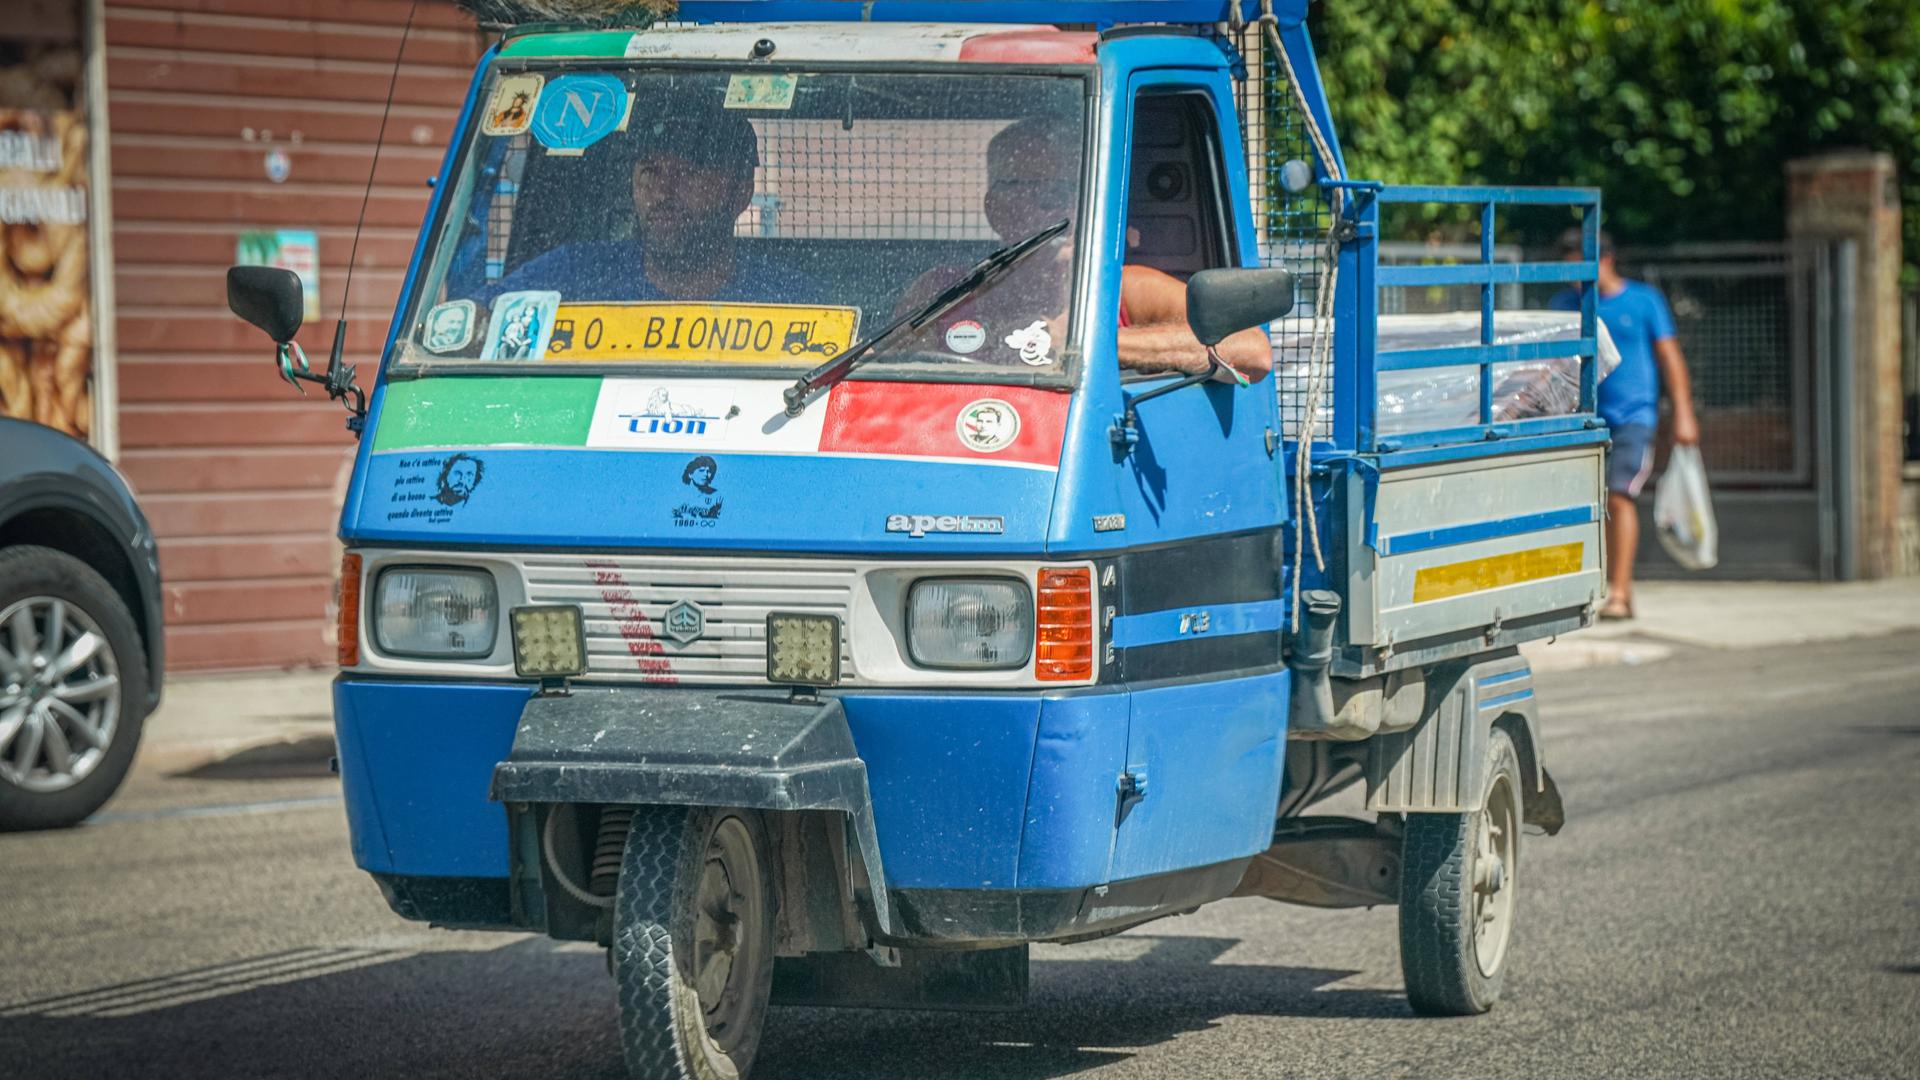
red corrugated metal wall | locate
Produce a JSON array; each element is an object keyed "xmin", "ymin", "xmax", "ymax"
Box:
[{"xmin": 105, "ymin": 0, "xmax": 486, "ymax": 670}]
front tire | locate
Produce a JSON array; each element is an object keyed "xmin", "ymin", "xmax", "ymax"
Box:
[
  {"xmin": 1397, "ymin": 727, "xmax": 1522, "ymax": 1016},
  {"xmin": 613, "ymin": 805, "xmax": 776, "ymax": 1080},
  {"xmin": 0, "ymin": 545, "xmax": 149, "ymax": 831}
]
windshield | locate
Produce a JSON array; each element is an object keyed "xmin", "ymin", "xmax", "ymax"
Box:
[{"xmin": 397, "ymin": 66, "xmax": 1088, "ymax": 382}]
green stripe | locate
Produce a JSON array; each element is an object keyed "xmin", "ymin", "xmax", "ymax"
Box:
[
  {"xmin": 371, "ymin": 376, "xmax": 601, "ymax": 451},
  {"xmin": 500, "ymin": 29, "xmax": 649, "ymax": 59}
]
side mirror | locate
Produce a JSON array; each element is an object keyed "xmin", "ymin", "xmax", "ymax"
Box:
[
  {"xmin": 1185, "ymin": 267, "xmax": 1296, "ymax": 347},
  {"xmin": 226, "ymin": 266, "xmax": 305, "ymax": 344}
]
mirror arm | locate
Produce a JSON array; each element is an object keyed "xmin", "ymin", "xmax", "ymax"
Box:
[
  {"xmin": 273, "ymin": 317, "xmax": 368, "ymax": 436},
  {"xmin": 1108, "ymin": 350, "xmax": 1230, "ymax": 454}
]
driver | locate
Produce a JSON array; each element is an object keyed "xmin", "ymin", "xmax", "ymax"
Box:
[
  {"xmin": 483, "ymin": 111, "xmax": 811, "ymax": 304},
  {"xmin": 903, "ymin": 117, "xmax": 1271, "ymax": 382}
]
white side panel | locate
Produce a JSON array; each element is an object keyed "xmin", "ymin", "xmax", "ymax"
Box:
[{"xmin": 1364, "ymin": 446, "xmax": 1606, "ymax": 650}]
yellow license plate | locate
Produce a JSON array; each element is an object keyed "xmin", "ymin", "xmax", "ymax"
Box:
[{"xmin": 543, "ymin": 303, "xmax": 860, "ymax": 364}]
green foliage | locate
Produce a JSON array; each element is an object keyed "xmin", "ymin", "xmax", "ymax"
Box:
[{"xmin": 1310, "ymin": 0, "xmax": 1920, "ymax": 280}]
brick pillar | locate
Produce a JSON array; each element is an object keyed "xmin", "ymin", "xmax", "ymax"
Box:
[{"xmin": 1787, "ymin": 152, "xmax": 1905, "ymax": 578}]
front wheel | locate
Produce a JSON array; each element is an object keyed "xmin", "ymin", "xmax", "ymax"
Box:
[
  {"xmin": 1397, "ymin": 727, "xmax": 1522, "ymax": 1015},
  {"xmin": 613, "ymin": 805, "xmax": 776, "ymax": 1080}
]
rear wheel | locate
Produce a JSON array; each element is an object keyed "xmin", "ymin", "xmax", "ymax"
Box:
[
  {"xmin": 1397, "ymin": 727, "xmax": 1521, "ymax": 1015},
  {"xmin": 0, "ymin": 546, "xmax": 148, "ymax": 831},
  {"xmin": 613, "ymin": 805, "xmax": 776, "ymax": 1080}
]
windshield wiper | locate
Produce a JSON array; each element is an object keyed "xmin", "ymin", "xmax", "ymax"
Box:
[{"xmin": 782, "ymin": 218, "xmax": 1070, "ymax": 415}]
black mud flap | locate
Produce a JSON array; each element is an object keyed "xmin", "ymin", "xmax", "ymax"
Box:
[
  {"xmin": 1525, "ymin": 766, "xmax": 1566, "ymax": 836},
  {"xmin": 490, "ymin": 688, "xmax": 894, "ymax": 935}
]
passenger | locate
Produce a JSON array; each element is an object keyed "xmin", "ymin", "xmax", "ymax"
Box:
[
  {"xmin": 904, "ymin": 117, "xmax": 1272, "ymax": 382},
  {"xmin": 483, "ymin": 111, "xmax": 811, "ymax": 304}
]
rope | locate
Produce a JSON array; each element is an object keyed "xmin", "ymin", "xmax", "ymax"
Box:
[{"xmin": 1257, "ymin": 0, "xmax": 1345, "ymax": 623}]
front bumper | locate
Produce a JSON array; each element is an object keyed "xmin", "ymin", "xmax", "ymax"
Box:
[{"xmin": 335, "ymin": 669, "xmax": 1289, "ymax": 940}]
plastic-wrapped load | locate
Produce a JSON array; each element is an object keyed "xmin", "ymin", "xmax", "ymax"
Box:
[{"xmin": 1276, "ymin": 311, "xmax": 1620, "ymax": 438}]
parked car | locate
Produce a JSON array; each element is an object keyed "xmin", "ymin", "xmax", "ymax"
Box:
[{"xmin": 0, "ymin": 418, "xmax": 164, "ymax": 829}]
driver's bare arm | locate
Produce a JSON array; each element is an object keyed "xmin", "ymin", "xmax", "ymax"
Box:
[{"xmin": 1116, "ymin": 265, "xmax": 1271, "ymax": 382}]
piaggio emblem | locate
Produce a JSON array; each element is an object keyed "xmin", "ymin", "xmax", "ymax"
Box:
[{"xmin": 662, "ymin": 600, "xmax": 705, "ymax": 644}]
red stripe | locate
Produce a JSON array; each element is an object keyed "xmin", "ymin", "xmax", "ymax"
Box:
[
  {"xmin": 819, "ymin": 383, "xmax": 1069, "ymax": 468},
  {"xmin": 958, "ymin": 30, "xmax": 1099, "ymax": 65}
]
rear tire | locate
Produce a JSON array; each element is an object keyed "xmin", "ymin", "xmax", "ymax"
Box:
[
  {"xmin": 1397, "ymin": 727, "xmax": 1522, "ymax": 1016},
  {"xmin": 0, "ymin": 545, "xmax": 149, "ymax": 831},
  {"xmin": 613, "ymin": 805, "xmax": 776, "ymax": 1080}
]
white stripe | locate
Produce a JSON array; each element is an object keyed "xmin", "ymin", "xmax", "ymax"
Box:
[
  {"xmin": 1626, "ymin": 443, "xmax": 1655, "ymax": 497},
  {"xmin": 622, "ymin": 23, "xmax": 1050, "ymax": 63}
]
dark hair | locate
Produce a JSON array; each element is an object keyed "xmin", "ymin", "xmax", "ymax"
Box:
[
  {"xmin": 1558, "ymin": 226, "xmax": 1615, "ymax": 258},
  {"xmin": 682, "ymin": 455, "xmax": 718, "ymax": 485},
  {"xmin": 628, "ymin": 112, "xmax": 759, "ymax": 178},
  {"xmin": 438, "ymin": 453, "xmax": 484, "ymax": 487}
]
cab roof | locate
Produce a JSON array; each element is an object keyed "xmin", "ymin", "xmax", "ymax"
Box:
[
  {"xmin": 504, "ymin": 22, "xmax": 1102, "ymax": 63},
  {"xmin": 651, "ymin": 1, "xmax": 1309, "ymax": 26},
  {"xmin": 496, "ymin": 1, "xmax": 1309, "ymax": 62}
]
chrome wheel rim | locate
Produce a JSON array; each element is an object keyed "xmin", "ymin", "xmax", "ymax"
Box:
[
  {"xmin": 691, "ymin": 814, "xmax": 766, "ymax": 1067},
  {"xmin": 1470, "ymin": 769, "xmax": 1519, "ymax": 977},
  {"xmin": 0, "ymin": 596, "xmax": 121, "ymax": 794}
]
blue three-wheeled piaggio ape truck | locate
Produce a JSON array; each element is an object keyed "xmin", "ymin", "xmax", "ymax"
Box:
[{"xmin": 227, "ymin": 2, "xmax": 1608, "ymax": 1074}]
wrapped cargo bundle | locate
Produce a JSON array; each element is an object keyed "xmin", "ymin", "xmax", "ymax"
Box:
[{"xmin": 1275, "ymin": 311, "xmax": 1619, "ymax": 438}]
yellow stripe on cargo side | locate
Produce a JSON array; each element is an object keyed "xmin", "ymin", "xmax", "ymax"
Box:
[{"xmin": 1412, "ymin": 542, "xmax": 1585, "ymax": 603}]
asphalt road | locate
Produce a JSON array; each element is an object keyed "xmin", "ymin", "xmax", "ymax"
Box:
[{"xmin": 3, "ymin": 633, "xmax": 1917, "ymax": 1080}]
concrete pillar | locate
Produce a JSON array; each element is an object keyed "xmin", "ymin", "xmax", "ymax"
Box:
[{"xmin": 1787, "ymin": 152, "xmax": 1905, "ymax": 578}]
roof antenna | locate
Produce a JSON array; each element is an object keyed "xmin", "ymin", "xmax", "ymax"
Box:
[{"xmin": 328, "ymin": 0, "xmax": 422, "ymax": 434}]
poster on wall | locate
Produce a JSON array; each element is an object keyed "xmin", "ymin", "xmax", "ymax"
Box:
[
  {"xmin": 235, "ymin": 230, "xmax": 321, "ymax": 322},
  {"xmin": 0, "ymin": 106, "xmax": 92, "ymax": 439}
]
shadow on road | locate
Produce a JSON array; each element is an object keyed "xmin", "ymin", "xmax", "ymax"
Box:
[
  {"xmin": 0, "ymin": 934, "xmax": 1407, "ymax": 1079},
  {"xmin": 169, "ymin": 733, "xmax": 339, "ymax": 781}
]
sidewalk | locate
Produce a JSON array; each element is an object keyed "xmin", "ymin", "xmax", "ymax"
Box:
[
  {"xmin": 135, "ymin": 670, "xmax": 336, "ymax": 774},
  {"xmin": 133, "ymin": 579, "xmax": 1920, "ymax": 772},
  {"xmin": 1521, "ymin": 576, "xmax": 1920, "ymax": 671}
]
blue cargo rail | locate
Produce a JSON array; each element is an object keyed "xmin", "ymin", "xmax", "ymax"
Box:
[{"xmin": 1323, "ymin": 182, "xmax": 1605, "ymax": 460}]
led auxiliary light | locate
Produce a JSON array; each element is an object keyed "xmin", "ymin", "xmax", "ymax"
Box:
[
  {"xmin": 511, "ymin": 605, "xmax": 587, "ymax": 678},
  {"xmin": 767, "ymin": 613, "xmax": 841, "ymax": 688}
]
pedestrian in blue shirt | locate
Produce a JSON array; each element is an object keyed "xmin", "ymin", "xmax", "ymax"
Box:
[{"xmin": 1552, "ymin": 230, "xmax": 1700, "ymax": 619}]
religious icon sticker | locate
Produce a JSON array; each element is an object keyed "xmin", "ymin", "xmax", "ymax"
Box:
[
  {"xmin": 481, "ymin": 291, "xmax": 561, "ymax": 360},
  {"xmin": 482, "ymin": 74, "xmax": 543, "ymax": 137}
]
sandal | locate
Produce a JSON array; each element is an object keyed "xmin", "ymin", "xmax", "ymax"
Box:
[{"xmin": 1597, "ymin": 600, "xmax": 1634, "ymax": 621}]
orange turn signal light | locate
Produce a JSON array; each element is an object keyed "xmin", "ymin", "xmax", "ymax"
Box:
[
  {"xmin": 1035, "ymin": 567, "xmax": 1094, "ymax": 681},
  {"xmin": 337, "ymin": 552, "xmax": 361, "ymax": 668}
]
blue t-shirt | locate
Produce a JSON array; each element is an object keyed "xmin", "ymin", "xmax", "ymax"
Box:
[
  {"xmin": 476, "ymin": 240, "xmax": 817, "ymax": 307},
  {"xmin": 1549, "ymin": 280, "xmax": 1676, "ymax": 430}
]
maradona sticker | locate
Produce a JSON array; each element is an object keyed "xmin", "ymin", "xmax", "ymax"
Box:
[
  {"xmin": 531, "ymin": 73, "xmax": 633, "ymax": 156},
  {"xmin": 956, "ymin": 398, "xmax": 1020, "ymax": 454},
  {"xmin": 482, "ymin": 74, "xmax": 543, "ymax": 137}
]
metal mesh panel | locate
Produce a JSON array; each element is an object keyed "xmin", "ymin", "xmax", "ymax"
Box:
[
  {"xmin": 484, "ymin": 135, "xmax": 531, "ymax": 281},
  {"xmin": 741, "ymin": 119, "xmax": 1003, "ymax": 241},
  {"xmin": 1235, "ymin": 23, "xmax": 1331, "ymax": 443},
  {"xmin": 1641, "ymin": 256, "xmax": 1801, "ymax": 482}
]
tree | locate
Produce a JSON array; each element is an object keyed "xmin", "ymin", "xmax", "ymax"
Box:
[{"xmin": 1309, "ymin": 0, "xmax": 1920, "ymax": 281}]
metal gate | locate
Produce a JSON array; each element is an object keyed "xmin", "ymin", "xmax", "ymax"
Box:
[{"xmin": 1624, "ymin": 241, "xmax": 1860, "ymax": 579}]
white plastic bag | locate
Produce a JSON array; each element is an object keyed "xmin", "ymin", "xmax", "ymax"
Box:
[{"xmin": 1654, "ymin": 444, "xmax": 1719, "ymax": 570}]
